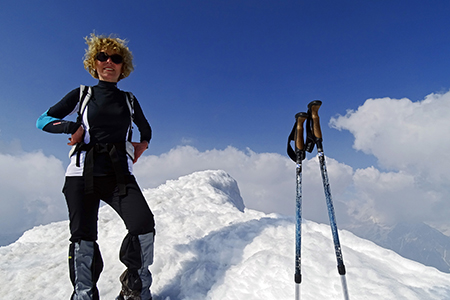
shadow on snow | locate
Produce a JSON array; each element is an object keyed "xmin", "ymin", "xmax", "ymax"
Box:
[{"xmin": 157, "ymin": 216, "xmax": 290, "ymax": 300}]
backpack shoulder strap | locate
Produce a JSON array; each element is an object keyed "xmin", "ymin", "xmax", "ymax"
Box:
[
  {"xmin": 77, "ymin": 85, "xmax": 92, "ymax": 122},
  {"xmin": 69, "ymin": 85, "xmax": 90, "ymax": 159},
  {"xmin": 125, "ymin": 91, "xmax": 135, "ymax": 120},
  {"xmin": 124, "ymin": 91, "xmax": 135, "ymax": 143}
]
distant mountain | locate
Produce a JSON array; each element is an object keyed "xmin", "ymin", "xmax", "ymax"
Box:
[{"xmin": 345, "ymin": 221, "xmax": 450, "ymax": 273}]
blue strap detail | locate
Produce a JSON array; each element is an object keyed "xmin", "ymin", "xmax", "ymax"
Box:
[{"xmin": 36, "ymin": 109, "xmax": 60, "ymax": 130}]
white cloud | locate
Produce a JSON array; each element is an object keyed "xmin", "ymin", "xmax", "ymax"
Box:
[
  {"xmin": 4, "ymin": 89, "xmax": 450, "ymax": 245},
  {"xmin": 133, "ymin": 145, "xmax": 353, "ymax": 223},
  {"xmin": 329, "ymin": 91, "xmax": 450, "ymax": 226},
  {"xmin": 346, "ymin": 167, "xmax": 433, "ymax": 224},
  {"xmin": 0, "ymin": 148, "xmax": 67, "ymax": 244},
  {"xmin": 330, "ymin": 92, "xmax": 450, "ymax": 182}
]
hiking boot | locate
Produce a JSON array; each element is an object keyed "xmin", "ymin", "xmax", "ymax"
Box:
[
  {"xmin": 116, "ymin": 291, "xmax": 153, "ymax": 300},
  {"xmin": 117, "ymin": 270, "xmax": 142, "ymax": 300}
]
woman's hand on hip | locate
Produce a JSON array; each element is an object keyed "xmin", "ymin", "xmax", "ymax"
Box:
[{"xmin": 132, "ymin": 141, "xmax": 148, "ymax": 163}]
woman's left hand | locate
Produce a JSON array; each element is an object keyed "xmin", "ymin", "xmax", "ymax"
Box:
[{"xmin": 132, "ymin": 141, "xmax": 148, "ymax": 163}]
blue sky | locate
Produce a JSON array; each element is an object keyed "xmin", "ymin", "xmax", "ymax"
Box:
[
  {"xmin": 2, "ymin": 0, "xmax": 449, "ymax": 167},
  {"xmin": 2, "ymin": 0, "xmax": 450, "ymax": 245}
]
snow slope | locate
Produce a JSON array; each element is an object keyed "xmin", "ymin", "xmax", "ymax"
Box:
[{"xmin": 1, "ymin": 170, "xmax": 450, "ymax": 300}]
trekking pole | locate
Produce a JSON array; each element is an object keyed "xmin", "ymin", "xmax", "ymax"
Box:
[
  {"xmin": 293, "ymin": 112, "xmax": 308, "ymax": 300},
  {"xmin": 306, "ymin": 100, "xmax": 350, "ymax": 300}
]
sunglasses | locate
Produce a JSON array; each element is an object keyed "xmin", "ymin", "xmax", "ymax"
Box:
[{"xmin": 95, "ymin": 52, "xmax": 124, "ymax": 64}]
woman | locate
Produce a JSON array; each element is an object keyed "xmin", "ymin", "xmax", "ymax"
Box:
[{"xmin": 36, "ymin": 33, "xmax": 155, "ymax": 300}]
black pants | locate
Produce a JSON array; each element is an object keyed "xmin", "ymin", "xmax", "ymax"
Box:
[
  {"xmin": 63, "ymin": 175, "xmax": 155, "ymax": 242},
  {"xmin": 63, "ymin": 175, "xmax": 155, "ymax": 299}
]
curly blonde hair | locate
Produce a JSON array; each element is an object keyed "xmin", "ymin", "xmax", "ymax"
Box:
[{"xmin": 83, "ymin": 33, "xmax": 134, "ymax": 81}]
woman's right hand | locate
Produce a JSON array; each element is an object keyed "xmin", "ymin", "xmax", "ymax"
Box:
[{"xmin": 67, "ymin": 126, "xmax": 84, "ymax": 145}]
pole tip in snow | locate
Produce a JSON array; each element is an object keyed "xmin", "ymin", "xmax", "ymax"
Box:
[
  {"xmin": 338, "ymin": 264, "xmax": 346, "ymax": 275},
  {"xmin": 295, "ymin": 273, "xmax": 302, "ymax": 284}
]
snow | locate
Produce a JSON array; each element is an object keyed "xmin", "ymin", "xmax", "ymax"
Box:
[{"xmin": 1, "ymin": 169, "xmax": 450, "ymax": 300}]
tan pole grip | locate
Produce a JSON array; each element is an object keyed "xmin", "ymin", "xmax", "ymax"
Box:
[
  {"xmin": 308, "ymin": 100, "xmax": 322, "ymax": 139},
  {"xmin": 295, "ymin": 112, "xmax": 308, "ymax": 151}
]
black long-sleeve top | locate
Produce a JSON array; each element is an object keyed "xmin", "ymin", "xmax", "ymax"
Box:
[{"xmin": 37, "ymin": 80, "xmax": 152, "ymax": 176}]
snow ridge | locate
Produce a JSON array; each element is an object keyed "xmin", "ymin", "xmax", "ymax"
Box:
[{"xmin": 1, "ymin": 170, "xmax": 450, "ymax": 299}]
